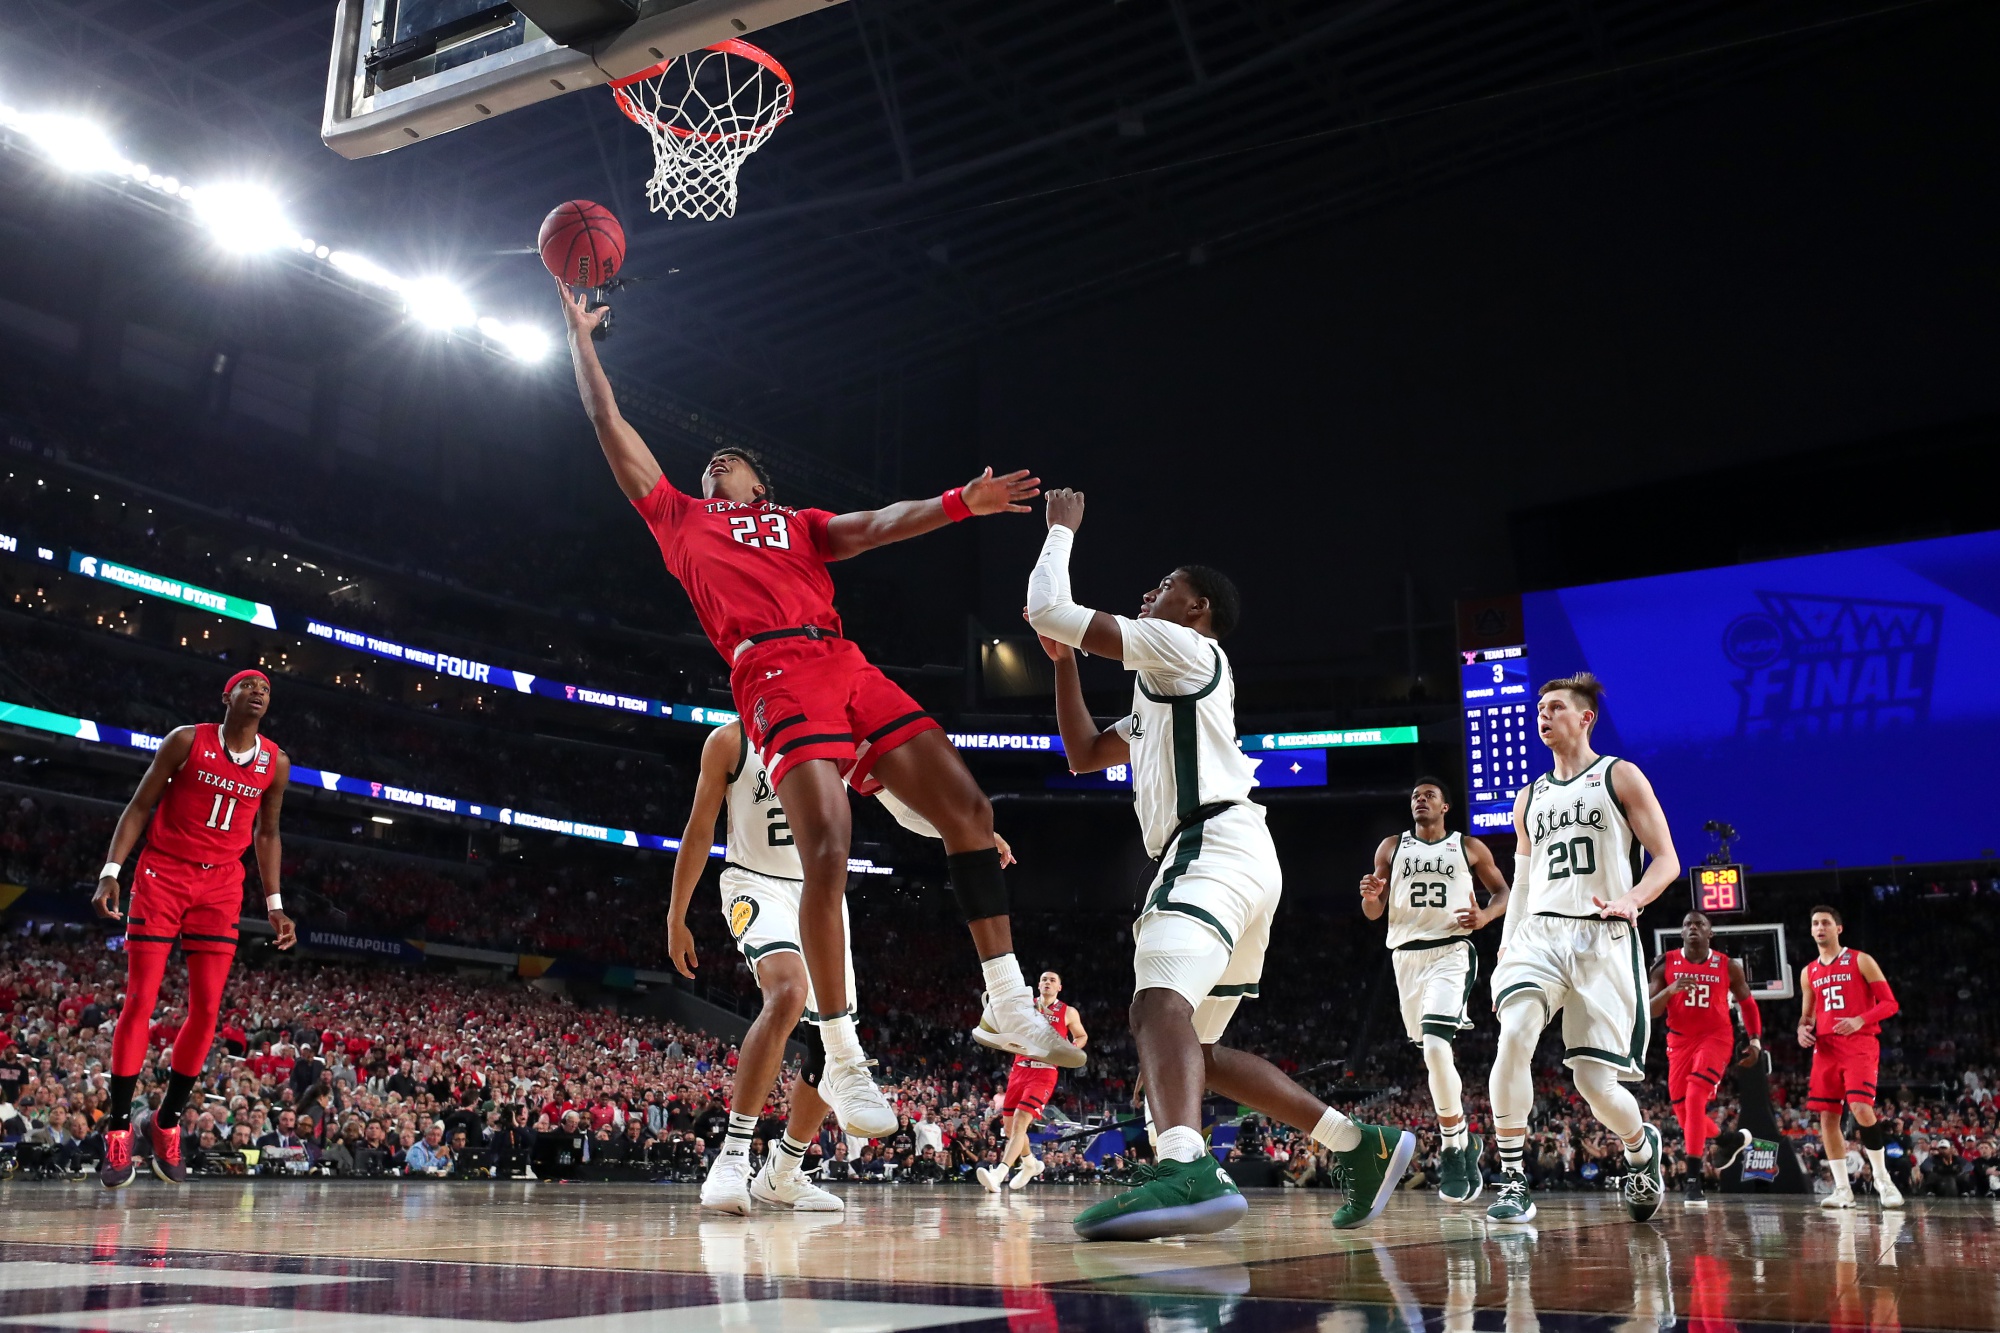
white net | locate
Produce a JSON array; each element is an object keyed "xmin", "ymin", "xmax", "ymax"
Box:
[{"xmin": 610, "ymin": 41, "xmax": 794, "ymax": 221}]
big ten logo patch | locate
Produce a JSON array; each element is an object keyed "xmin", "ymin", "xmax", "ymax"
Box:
[{"xmin": 1727, "ymin": 593, "xmax": 1941, "ymax": 739}]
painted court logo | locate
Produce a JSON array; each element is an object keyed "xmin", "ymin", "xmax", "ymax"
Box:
[{"xmin": 1727, "ymin": 591, "xmax": 1941, "ymax": 738}]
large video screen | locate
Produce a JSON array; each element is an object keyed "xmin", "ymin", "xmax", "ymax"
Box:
[{"xmin": 1521, "ymin": 529, "xmax": 2000, "ymax": 872}]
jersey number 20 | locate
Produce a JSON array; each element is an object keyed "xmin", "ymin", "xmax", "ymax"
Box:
[
  {"xmin": 1545, "ymin": 836, "xmax": 1597, "ymax": 879},
  {"xmin": 729, "ymin": 514, "xmax": 791, "ymax": 549}
]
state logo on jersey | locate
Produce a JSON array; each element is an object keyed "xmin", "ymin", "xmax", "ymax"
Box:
[
  {"xmin": 751, "ymin": 770, "xmax": 774, "ymax": 804},
  {"xmin": 727, "ymin": 895, "xmax": 759, "ymax": 940}
]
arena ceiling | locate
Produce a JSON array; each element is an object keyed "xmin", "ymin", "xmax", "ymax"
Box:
[{"xmin": 1, "ymin": 0, "xmax": 1951, "ymax": 412}]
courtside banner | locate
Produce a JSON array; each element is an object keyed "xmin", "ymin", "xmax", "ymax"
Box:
[
  {"xmin": 68, "ymin": 551, "xmax": 277, "ymax": 629},
  {"xmin": 0, "ymin": 695, "xmax": 890, "ymax": 873},
  {"xmin": 1248, "ymin": 727, "xmax": 1418, "ymax": 749}
]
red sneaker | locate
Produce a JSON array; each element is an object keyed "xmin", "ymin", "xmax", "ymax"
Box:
[
  {"xmin": 140, "ymin": 1111, "xmax": 186, "ymax": 1184},
  {"xmin": 99, "ymin": 1128, "xmax": 136, "ymax": 1189}
]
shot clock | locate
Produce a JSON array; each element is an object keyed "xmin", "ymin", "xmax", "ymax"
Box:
[{"xmin": 1691, "ymin": 863, "xmax": 1748, "ymax": 916}]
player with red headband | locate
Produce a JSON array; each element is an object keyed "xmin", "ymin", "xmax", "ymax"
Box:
[
  {"xmin": 1798, "ymin": 904, "xmax": 1903, "ymax": 1209},
  {"xmin": 559, "ymin": 285, "xmax": 1083, "ymax": 1141},
  {"xmin": 90, "ymin": 668, "xmax": 295, "ymax": 1189},
  {"xmin": 1648, "ymin": 910, "xmax": 1763, "ymax": 1205}
]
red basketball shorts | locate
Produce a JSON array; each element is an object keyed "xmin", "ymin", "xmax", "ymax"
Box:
[
  {"xmin": 1002, "ymin": 1064, "xmax": 1060, "ymax": 1119},
  {"xmin": 127, "ymin": 850, "xmax": 244, "ymax": 957},
  {"xmin": 1807, "ymin": 1032, "xmax": 1880, "ymax": 1112},
  {"xmin": 732, "ymin": 636, "xmax": 940, "ymax": 789},
  {"xmin": 1666, "ymin": 1034, "xmax": 1734, "ymax": 1103}
]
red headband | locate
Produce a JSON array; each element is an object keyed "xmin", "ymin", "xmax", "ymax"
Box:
[{"xmin": 223, "ymin": 669, "xmax": 270, "ymax": 697}]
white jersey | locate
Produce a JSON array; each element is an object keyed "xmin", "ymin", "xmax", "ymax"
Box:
[
  {"xmin": 1519, "ymin": 754, "xmax": 1639, "ymax": 918},
  {"xmin": 1385, "ymin": 830, "xmax": 1476, "ymax": 949},
  {"xmin": 722, "ymin": 728, "xmax": 942, "ymax": 880},
  {"xmin": 1109, "ymin": 618, "xmax": 1261, "ymax": 858},
  {"xmin": 724, "ymin": 732, "xmax": 799, "ymax": 879}
]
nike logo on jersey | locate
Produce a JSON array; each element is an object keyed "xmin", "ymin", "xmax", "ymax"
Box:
[{"xmin": 764, "ymin": 670, "xmax": 783, "ymax": 679}]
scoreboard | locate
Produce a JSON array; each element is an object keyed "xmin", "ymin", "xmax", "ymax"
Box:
[
  {"xmin": 1460, "ymin": 644, "xmax": 1539, "ymax": 833},
  {"xmin": 1691, "ymin": 863, "xmax": 1748, "ymax": 916}
]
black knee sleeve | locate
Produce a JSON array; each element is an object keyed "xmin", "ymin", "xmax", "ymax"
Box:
[
  {"xmin": 1858, "ymin": 1120, "xmax": 1888, "ymax": 1151},
  {"xmin": 947, "ymin": 847, "xmax": 1009, "ymax": 922},
  {"xmin": 798, "ymin": 1024, "xmax": 826, "ymax": 1089}
]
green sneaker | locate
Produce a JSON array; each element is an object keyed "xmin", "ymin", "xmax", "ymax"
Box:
[
  {"xmin": 1438, "ymin": 1134, "xmax": 1484, "ymax": 1204},
  {"xmin": 1486, "ymin": 1170, "xmax": 1536, "ymax": 1225},
  {"xmin": 1329, "ymin": 1124, "xmax": 1416, "ymax": 1230},
  {"xmin": 1624, "ymin": 1123, "xmax": 1664, "ymax": 1223},
  {"xmin": 1073, "ymin": 1156, "xmax": 1248, "ymax": 1242}
]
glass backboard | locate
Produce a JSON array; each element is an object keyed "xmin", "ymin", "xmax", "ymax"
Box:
[{"xmin": 1651, "ymin": 922, "xmax": 1794, "ymax": 1001}]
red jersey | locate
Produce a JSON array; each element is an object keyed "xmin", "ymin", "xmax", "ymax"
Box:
[
  {"xmin": 144, "ymin": 724, "xmax": 280, "ymax": 865},
  {"xmin": 1013, "ymin": 1000, "xmax": 1070, "ymax": 1071},
  {"xmin": 632, "ymin": 483, "xmax": 840, "ymax": 661},
  {"xmin": 1806, "ymin": 948, "xmax": 1882, "ymax": 1037},
  {"xmin": 1661, "ymin": 948, "xmax": 1734, "ymax": 1043}
]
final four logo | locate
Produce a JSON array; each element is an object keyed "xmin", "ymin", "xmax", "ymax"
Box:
[
  {"xmin": 1726, "ymin": 591, "xmax": 1941, "ymax": 738},
  {"xmin": 728, "ymin": 895, "xmax": 759, "ymax": 939}
]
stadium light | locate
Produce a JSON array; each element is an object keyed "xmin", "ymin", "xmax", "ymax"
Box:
[
  {"xmin": 2, "ymin": 102, "xmax": 545, "ymax": 367},
  {"xmin": 478, "ymin": 317, "xmax": 550, "ymax": 362},
  {"xmin": 190, "ymin": 182, "xmax": 294, "ymax": 254},
  {"xmin": 404, "ymin": 276, "xmax": 475, "ymax": 330},
  {"xmin": 17, "ymin": 113, "xmax": 124, "ymax": 174}
]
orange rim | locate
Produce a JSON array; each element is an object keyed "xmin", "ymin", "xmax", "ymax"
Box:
[{"xmin": 610, "ymin": 38, "xmax": 794, "ymax": 145}]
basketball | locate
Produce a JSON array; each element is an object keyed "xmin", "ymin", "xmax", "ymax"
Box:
[{"xmin": 538, "ymin": 200, "xmax": 625, "ymax": 288}]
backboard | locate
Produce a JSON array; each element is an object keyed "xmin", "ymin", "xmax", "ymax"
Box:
[
  {"xmin": 322, "ymin": 0, "xmax": 841, "ymax": 160},
  {"xmin": 1651, "ymin": 922, "xmax": 1795, "ymax": 1002}
]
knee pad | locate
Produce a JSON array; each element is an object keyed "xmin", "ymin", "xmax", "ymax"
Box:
[
  {"xmin": 798, "ymin": 1024, "xmax": 826, "ymax": 1089},
  {"xmin": 1421, "ymin": 1034, "xmax": 1456, "ymax": 1072},
  {"xmin": 947, "ymin": 847, "xmax": 1009, "ymax": 922},
  {"xmin": 1857, "ymin": 1119, "xmax": 1887, "ymax": 1151},
  {"xmin": 1573, "ymin": 1061, "xmax": 1641, "ymax": 1136}
]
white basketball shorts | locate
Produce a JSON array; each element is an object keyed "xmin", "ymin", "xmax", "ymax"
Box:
[
  {"xmin": 1393, "ymin": 936, "xmax": 1479, "ymax": 1044},
  {"xmin": 719, "ymin": 863, "xmax": 857, "ymax": 1020},
  {"xmin": 1489, "ymin": 913, "xmax": 1650, "ymax": 1081},
  {"xmin": 1131, "ymin": 803, "xmax": 1282, "ymax": 1045}
]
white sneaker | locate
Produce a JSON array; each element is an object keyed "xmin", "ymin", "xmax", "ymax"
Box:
[
  {"xmin": 1876, "ymin": 1179, "xmax": 1905, "ymax": 1209},
  {"xmin": 751, "ymin": 1159, "xmax": 844, "ymax": 1212},
  {"xmin": 972, "ymin": 990, "xmax": 1086, "ymax": 1069},
  {"xmin": 1820, "ymin": 1185, "xmax": 1855, "ymax": 1209},
  {"xmin": 975, "ymin": 1165, "xmax": 1003, "ymax": 1193},
  {"xmin": 820, "ymin": 1056, "xmax": 898, "ymax": 1139},
  {"xmin": 701, "ymin": 1154, "xmax": 753, "ymax": 1215},
  {"xmin": 1009, "ymin": 1155, "xmax": 1045, "ymax": 1190}
]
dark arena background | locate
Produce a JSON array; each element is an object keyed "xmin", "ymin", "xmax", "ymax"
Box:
[{"xmin": 1, "ymin": 0, "xmax": 1998, "ymax": 1329}]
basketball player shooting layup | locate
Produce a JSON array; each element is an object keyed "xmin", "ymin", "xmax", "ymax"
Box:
[
  {"xmin": 668, "ymin": 718, "xmax": 1009, "ymax": 1214},
  {"xmin": 1799, "ymin": 905, "xmax": 1903, "ymax": 1210},
  {"xmin": 1649, "ymin": 910, "xmax": 1763, "ymax": 1205},
  {"xmin": 559, "ymin": 285, "xmax": 1081, "ymax": 1142},
  {"xmin": 1486, "ymin": 672, "xmax": 1680, "ymax": 1227},
  {"xmin": 1025, "ymin": 488, "xmax": 1413, "ymax": 1241},
  {"xmin": 979, "ymin": 971, "xmax": 1087, "ymax": 1193},
  {"xmin": 1360, "ymin": 776, "xmax": 1510, "ymax": 1205},
  {"xmin": 89, "ymin": 669, "xmax": 295, "ymax": 1189}
]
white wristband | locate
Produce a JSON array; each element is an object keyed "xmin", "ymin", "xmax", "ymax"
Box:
[
  {"xmin": 265, "ymin": 894, "xmax": 284, "ymax": 912},
  {"xmin": 100, "ymin": 862, "xmax": 122, "ymax": 882}
]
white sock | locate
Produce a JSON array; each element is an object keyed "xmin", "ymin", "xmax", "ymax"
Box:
[
  {"xmin": 1440, "ymin": 1121, "xmax": 1469, "ymax": 1152},
  {"xmin": 1863, "ymin": 1147, "xmax": 1890, "ymax": 1186},
  {"xmin": 1828, "ymin": 1156, "xmax": 1850, "ymax": 1192},
  {"xmin": 721, "ymin": 1110, "xmax": 758, "ymax": 1159},
  {"xmin": 1623, "ymin": 1128, "xmax": 1653, "ymax": 1167},
  {"xmin": 981, "ymin": 953, "xmax": 1029, "ymax": 1001},
  {"xmin": 1311, "ymin": 1106, "xmax": 1362, "ymax": 1154},
  {"xmin": 1156, "ymin": 1124, "xmax": 1205, "ymax": 1163},
  {"xmin": 773, "ymin": 1133, "xmax": 811, "ymax": 1179},
  {"xmin": 817, "ymin": 1013, "xmax": 864, "ymax": 1063}
]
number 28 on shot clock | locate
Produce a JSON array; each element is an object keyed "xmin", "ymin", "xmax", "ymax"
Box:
[{"xmin": 1691, "ymin": 863, "xmax": 1747, "ymax": 915}]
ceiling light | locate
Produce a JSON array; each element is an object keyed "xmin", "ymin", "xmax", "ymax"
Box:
[
  {"xmin": 370, "ymin": 815, "xmax": 395, "ymax": 825},
  {"xmin": 192, "ymin": 183, "xmax": 293, "ymax": 253},
  {"xmin": 330, "ymin": 250, "xmax": 405, "ymax": 292},
  {"xmin": 405, "ymin": 276, "xmax": 475, "ymax": 330},
  {"xmin": 19, "ymin": 114, "xmax": 124, "ymax": 174},
  {"xmin": 478, "ymin": 317, "xmax": 550, "ymax": 362}
]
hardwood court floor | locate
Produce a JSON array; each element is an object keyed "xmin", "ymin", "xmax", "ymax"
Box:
[{"xmin": 0, "ymin": 1180, "xmax": 1991, "ymax": 1331}]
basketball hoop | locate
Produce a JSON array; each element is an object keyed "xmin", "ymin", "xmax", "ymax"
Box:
[{"xmin": 610, "ymin": 40, "xmax": 794, "ymax": 221}]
